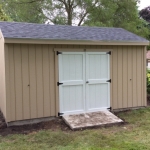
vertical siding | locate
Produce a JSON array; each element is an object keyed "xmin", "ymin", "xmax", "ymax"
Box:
[
  {"xmin": 21, "ymin": 45, "xmax": 30, "ymax": 119},
  {"xmin": 29, "ymin": 45, "xmax": 37, "ymax": 118},
  {"xmin": 110, "ymin": 45, "xmax": 146, "ymax": 109},
  {"xmin": 112, "ymin": 46, "xmax": 118, "ymax": 109},
  {"xmin": 0, "ymin": 34, "xmax": 6, "ymax": 120},
  {"xmin": 117, "ymin": 47, "xmax": 123, "ymax": 108},
  {"xmin": 14, "ymin": 44, "xmax": 23, "ymax": 120},
  {"xmin": 42, "ymin": 45, "xmax": 51, "ymax": 117},
  {"xmin": 5, "ymin": 44, "xmax": 146, "ymax": 122},
  {"xmin": 127, "ymin": 47, "xmax": 133, "ymax": 107},
  {"xmin": 6, "ymin": 44, "xmax": 56, "ymax": 122}
]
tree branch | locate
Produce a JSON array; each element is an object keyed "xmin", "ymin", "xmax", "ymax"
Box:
[
  {"xmin": 78, "ymin": 12, "xmax": 88, "ymax": 26},
  {"xmin": 14, "ymin": 0, "xmax": 43, "ymax": 4}
]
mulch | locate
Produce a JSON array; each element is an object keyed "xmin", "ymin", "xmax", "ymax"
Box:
[{"xmin": 0, "ymin": 98, "xmax": 150, "ymax": 136}]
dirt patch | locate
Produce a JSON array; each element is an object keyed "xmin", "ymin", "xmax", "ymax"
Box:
[
  {"xmin": 0, "ymin": 111, "xmax": 71, "ymax": 136},
  {"xmin": 0, "ymin": 118, "xmax": 71, "ymax": 136},
  {"xmin": 0, "ymin": 96, "xmax": 149, "ymax": 136}
]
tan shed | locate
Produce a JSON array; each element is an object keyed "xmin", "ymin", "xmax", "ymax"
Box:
[{"xmin": 0, "ymin": 21, "xmax": 149, "ymax": 125}]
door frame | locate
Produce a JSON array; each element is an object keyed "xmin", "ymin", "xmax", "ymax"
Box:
[{"xmin": 54, "ymin": 48, "xmax": 112, "ymax": 116}]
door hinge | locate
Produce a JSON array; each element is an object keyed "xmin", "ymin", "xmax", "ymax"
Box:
[
  {"xmin": 106, "ymin": 51, "xmax": 111, "ymax": 55},
  {"xmin": 107, "ymin": 107, "xmax": 112, "ymax": 111},
  {"xmin": 57, "ymin": 51, "xmax": 62, "ymax": 55},
  {"xmin": 58, "ymin": 112, "xmax": 64, "ymax": 116},
  {"xmin": 57, "ymin": 82, "xmax": 63, "ymax": 86},
  {"xmin": 106, "ymin": 79, "xmax": 111, "ymax": 83}
]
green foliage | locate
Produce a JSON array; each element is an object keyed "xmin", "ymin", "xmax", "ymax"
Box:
[
  {"xmin": 84, "ymin": 0, "xmax": 149, "ymax": 40},
  {"xmin": 0, "ymin": 0, "xmax": 45, "ymax": 23},
  {"xmin": 0, "ymin": 5, "xmax": 9, "ymax": 21},
  {"xmin": 147, "ymin": 69, "xmax": 150, "ymax": 94}
]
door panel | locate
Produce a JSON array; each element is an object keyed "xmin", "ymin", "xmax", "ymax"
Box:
[
  {"xmin": 62, "ymin": 85, "xmax": 84, "ymax": 112},
  {"xmin": 86, "ymin": 52, "xmax": 110, "ymax": 112},
  {"xmin": 59, "ymin": 52, "xmax": 85, "ymax": 114},
  {"xmin": 88, "ymin": 84, "xmax": 109, "ymax": 109},
  {"xmin": 59, "ymin": 51, "xmax": 110, "ymax": 115}
]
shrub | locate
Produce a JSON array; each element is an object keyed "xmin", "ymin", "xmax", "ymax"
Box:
[{"xmin": 147, "ymin": 69, "xmax": 150, "ymax": 94}]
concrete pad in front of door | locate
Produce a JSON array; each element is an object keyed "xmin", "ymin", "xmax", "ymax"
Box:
[{"xmin": 62, "ymin": 110, "xmax": 123, "ymax": 130}]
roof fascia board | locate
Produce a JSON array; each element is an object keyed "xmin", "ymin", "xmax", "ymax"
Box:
[
  {"xmin": 4, "ymin": 38, "xmax": 149, "ymax": 46},
  {"xmin": 0, "ymin": 30, "xmax": 5, "ymax": 43}
]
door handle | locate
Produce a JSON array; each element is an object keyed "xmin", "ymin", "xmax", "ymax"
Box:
[{"xmin": 86, "ymin": 81, "xmax": 89, "ymax": 83}]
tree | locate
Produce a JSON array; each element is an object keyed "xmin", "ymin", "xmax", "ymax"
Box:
[
  {"xmin": 139, "ymin": 6, "xmax": 150, "ymax": 22},
  {"xmin": 1, "ymin": 0, "xmax": 45, "ymax": 23},
  {"xmin": 0, "ymin": 5, "xmax": 9, "ymax": 21},
  {"xmin": 84, "ymin": 0, "xmax": 149, "ymax": 39},
  {"xmin": 1, "ymin": 0, "xmax": 112, "ymax": 25},
  {"xmin": 1, "ymin": 0, "xmax": 149, "ymax": 40}
]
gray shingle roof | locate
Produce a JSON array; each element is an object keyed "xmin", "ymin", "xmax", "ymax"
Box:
[{"xmin": 0, "ymin": 21, "xmax": 149, "ymax": 42}]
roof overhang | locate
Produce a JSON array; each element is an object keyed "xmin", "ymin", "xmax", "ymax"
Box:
[{"xmin": 4, "ymin": 38, "xmax": 150, "ymax": 46}]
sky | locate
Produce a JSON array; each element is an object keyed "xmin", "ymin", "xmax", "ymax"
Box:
[{"xmin": 138, "ymin": 0, "xmax": 150, "ymax": 10}]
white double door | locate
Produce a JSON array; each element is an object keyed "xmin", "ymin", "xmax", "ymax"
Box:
[{"xmin": 58, "ymin": 52, "xmax": 110, "ymax": 115}]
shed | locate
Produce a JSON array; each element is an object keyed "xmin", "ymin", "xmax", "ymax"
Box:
[{"xmin": 0, "ymin": 21, "xmax": 149, "ymax": 125}]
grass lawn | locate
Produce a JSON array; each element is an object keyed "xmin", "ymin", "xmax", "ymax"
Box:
[{"xmin": 1, "ymin": 108, "xmax": 150, "ymax": 150}]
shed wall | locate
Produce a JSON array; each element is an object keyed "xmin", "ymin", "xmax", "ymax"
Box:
[
  {"xmin": 0, "ymin": 33, "xmax": 6, "ymax": 120},
  {"xmin": 5, "ymin": 44, "xmax": 146, "ymax": 122}
]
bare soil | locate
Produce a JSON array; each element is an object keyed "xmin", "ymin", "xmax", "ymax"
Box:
[
  {"xmin": 0, "ymin": 110, "xmax": 71, "ymax": 136},
  {"xmin": 0, "ymin": 98, "xmax": 149, "ymax": 136}
]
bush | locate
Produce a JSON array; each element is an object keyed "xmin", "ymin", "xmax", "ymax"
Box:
[{"xmin": 147, "ymin": 69, "xmax": 150, "ymax": 94}]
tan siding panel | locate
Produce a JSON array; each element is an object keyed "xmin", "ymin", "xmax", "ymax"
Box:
[
  {"xmin": 49, "ymin": 47, "xmax": 55, "ymax": 116},
  {"xmin": 112, "ymin": 47, "xmax": 118, "ymax": 109},
  {"xmin": 21, "ymin": 45, "xmax": 30, "ymax": 119},
  {"xmin": 122, "ymin": 46, "xmax": 128, "ymax": 108},
  {"xmin": 144, "ymin": 47, "xmax": 147, "ymax": 106},
  {"xmin": 132, "ymin": 47, "xmax": 137, "ymax": 107},
  {"xmin": 29, "ymin": 45, "xmax": 37, "ymax": 118},
  {"xmin": 14, "ymin": 44, "xmax": 23, "ymax": 120},
  {"xmin": 35, "ymin": 45, "xmax": 44, "ymax": 118},
  {"xmin": 8, "ymin": 44, "xmax": 16, "ymax": 121},
  {"xmin": 0, "ymin": 35, "xmax": 6, "ymax": 120},
  {"xmin": 136, "ymin": 47, "xmax": 142, "ymax": 106},
  {"xmin": 5, "ymin": 44, "xmax": 11, "ymax": 121},
  {"xmin": 42, "ymin": 45, "xmax": 51, "ymax": 117},
  {"xmin": 117, "ymin": 47, "xmax": 123, "ymax": 108},
  {"xmin": 127, "ymin": 47, "xmax": 133, "ymax": 107}
]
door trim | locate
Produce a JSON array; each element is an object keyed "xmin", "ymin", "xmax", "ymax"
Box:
[{"xmin": 55, "ymin": 49, "xmax": 112, "ymax": 116}]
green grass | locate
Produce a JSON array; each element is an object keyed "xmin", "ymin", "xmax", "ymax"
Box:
[{"xmin": 1, "ymin": 108, "xmax": 150, "ymax": 150}]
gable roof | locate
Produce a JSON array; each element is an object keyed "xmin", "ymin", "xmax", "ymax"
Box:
[{"xmin": 0, "ymin": 21, "xmax": 149, "ymax": 45}]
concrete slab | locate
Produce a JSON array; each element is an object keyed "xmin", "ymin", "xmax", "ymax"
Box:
[{"xmin": 62, "ymin": 110, "xmax": 123, "ymax": 130}]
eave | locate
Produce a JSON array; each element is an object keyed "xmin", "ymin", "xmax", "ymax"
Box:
[{"xmin": 4, "ymin": 38, "xmax": 150, "ymax": 46}]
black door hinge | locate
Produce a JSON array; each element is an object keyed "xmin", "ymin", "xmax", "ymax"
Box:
[
  {"xmin": 57, "ymin": 51, "xmax": 62, "ymax": 55},
  {"xmin": 58, "ymin": 112, "xmax": 64, "ymax": 116},
  {"xmin": 107, "ymin": 107, "xmax": 112, "ymax": 111},
  {"xmin": 106, "ymin": 51, "xmax": 111, "ymax": 55},
  {"xmin": 57, "ymin": 82, "xmax": 63, "ymax": 86},
  {"xmin": 106, "ymin": 79, "xmax": 111, "ymax": 83}
]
